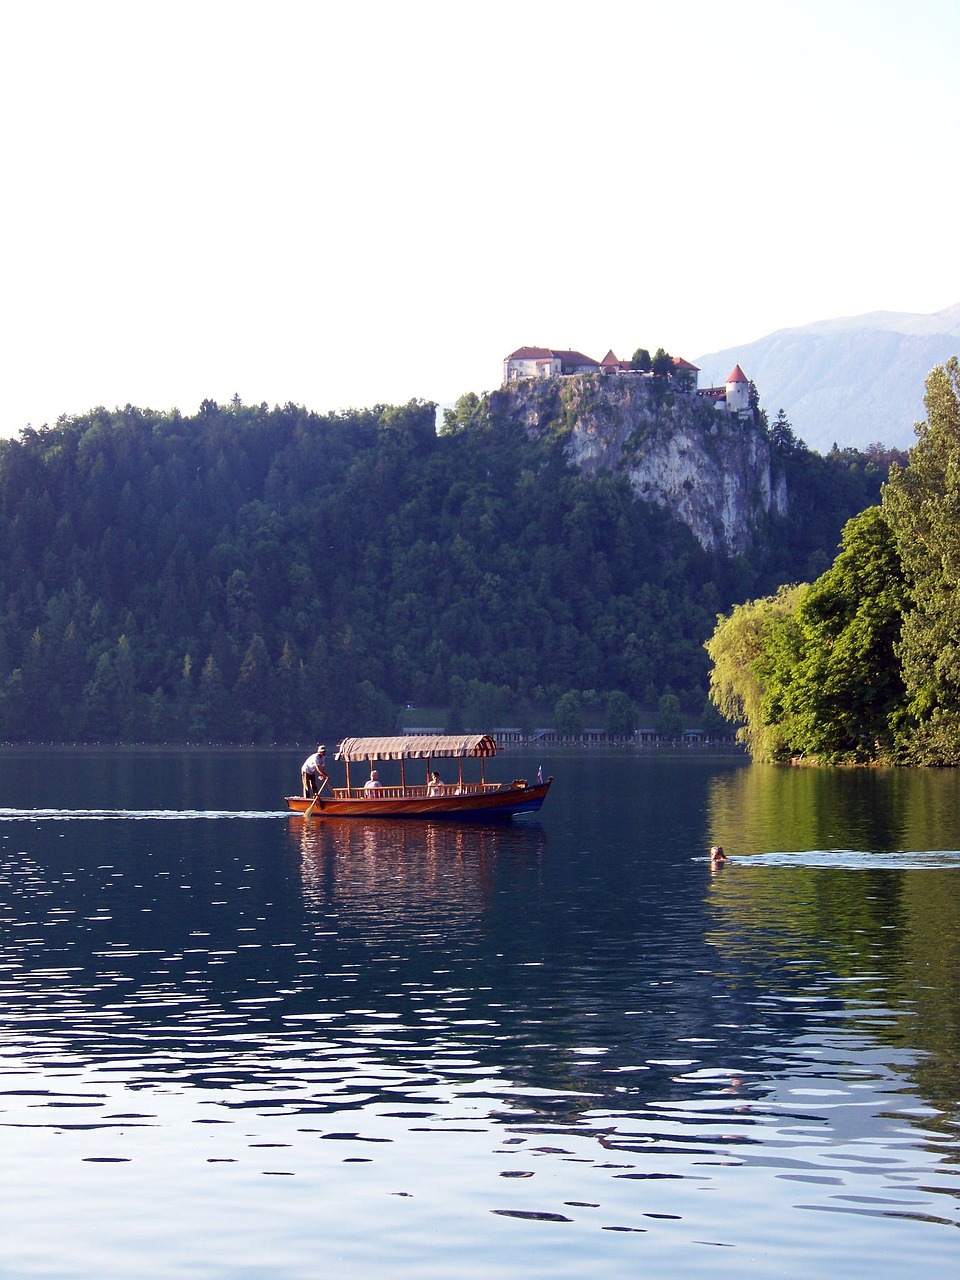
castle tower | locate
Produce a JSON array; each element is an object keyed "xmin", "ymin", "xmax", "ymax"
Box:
[{"xmin": 724, "ymin": 364, "xmax": 751, "ymax": 415}]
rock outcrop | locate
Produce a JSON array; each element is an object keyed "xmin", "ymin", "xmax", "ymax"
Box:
[{"xmin": 491, "ymin": 376, "xmax": 788, "ymax": 556}]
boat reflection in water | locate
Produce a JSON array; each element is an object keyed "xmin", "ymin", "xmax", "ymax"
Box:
[{"xmin": 291, "ymin": 815, "xmax": 547, "ymax": 926}]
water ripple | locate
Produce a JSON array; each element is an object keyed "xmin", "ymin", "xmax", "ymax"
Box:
[
  {"xmin": 0, "ymin": 808, "xmax": 285, "ymax": 821},
  {"xmin": 1, "ymin": 768, "xmax": 959, "ymax": 1277}
]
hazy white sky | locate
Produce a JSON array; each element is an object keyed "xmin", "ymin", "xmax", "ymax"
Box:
[{"xmin": 2, "ymin": 0, "xmax": 958, "ymax": 436}]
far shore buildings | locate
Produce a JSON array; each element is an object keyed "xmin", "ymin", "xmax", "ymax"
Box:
[{"xmin": 502, "ymin": 346, "xmax": 752, "ymax": 416}]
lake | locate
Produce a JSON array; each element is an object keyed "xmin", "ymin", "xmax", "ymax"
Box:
[{"xmin": 1, "ymin": 746, "xmax": 959, "ymax": 1277}]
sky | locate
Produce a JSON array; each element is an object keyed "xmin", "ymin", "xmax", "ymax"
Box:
[{"xmin": 2, "ymin": 0, "xmax": 959, "ymax": 437}]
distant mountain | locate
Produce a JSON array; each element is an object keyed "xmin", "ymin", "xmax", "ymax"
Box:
[{"xmin": 695, "ymin": 303, "xmax": 960, "ymax": 453}]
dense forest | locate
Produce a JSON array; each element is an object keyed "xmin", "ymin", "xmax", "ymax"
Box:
[
  {"xmin": 0, "ymin": 390, "xmax": 893, "ymax": 743},
  {"xmin": 706, "ymin": 358, "xmax": 960, "ymax": 766}
]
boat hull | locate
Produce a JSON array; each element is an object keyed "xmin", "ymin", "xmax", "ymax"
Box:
[{"xmin": 286, "ymin": 779, "xmax": 552, "ymax": 821}]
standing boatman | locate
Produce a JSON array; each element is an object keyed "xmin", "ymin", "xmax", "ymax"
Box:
[{"xmin": 301, "ymin": 745, "xmax": 329, "ymax": 797}]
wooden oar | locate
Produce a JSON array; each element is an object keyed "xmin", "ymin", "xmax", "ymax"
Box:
[{"xmin": 302, "ymin": 775, "xmax": 328, "ymax": 818}]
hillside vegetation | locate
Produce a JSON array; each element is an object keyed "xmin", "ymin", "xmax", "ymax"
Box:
[{"xmin": 0, "ymin": 392, "xmax": 889, "ymax": 743}]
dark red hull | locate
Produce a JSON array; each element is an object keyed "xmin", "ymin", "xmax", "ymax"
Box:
[{"xmin": 286, "ymin": 778, "xmax": 551, "ymax": 820}]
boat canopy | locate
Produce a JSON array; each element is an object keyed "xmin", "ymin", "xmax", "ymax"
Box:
[{"xmin": 335, "ymin": 734, "xmax": 499, "ymax": 762}]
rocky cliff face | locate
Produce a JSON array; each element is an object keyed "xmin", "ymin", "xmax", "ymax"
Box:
[{"xmin": 491, "ymin": 376, "xmax": 788, "ymax": 556}]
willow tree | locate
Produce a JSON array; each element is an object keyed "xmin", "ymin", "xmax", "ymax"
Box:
[
  {"xmin": 704, "ymin": 583, "xmax": 805, "ymax": 761},
  {"xmin": 883, "ymin": 357, "xmax": 960, "ymax": 763}
]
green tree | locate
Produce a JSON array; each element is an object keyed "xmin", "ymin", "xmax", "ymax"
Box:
[
  {"xmin": 705, "ymin": 584, "xmax": 805, "ymax": 760},
  {"xmin": 441, "ymin": 392, "xmax": 485, "ymax": 435},
  {"xmin": 114, "ymin": 634, "xmax": 137, "ymax": 734},
  {"xmin": 748, "ymin": 381, "xmax": 768, "ymax": 431},
  {"xmin": 18, "ymin": 627, "xmax": 57, "ymax": 736},
  {"xmin": 177, "ymin": 654, "xmax": 195, "ymax": 731},
  {"xmin": 84, "ymin": 649, "xmax": 122, "ymax": 739},
  {"xmin": 354, "ymin": 679, "xmax": 396, "ymax": 735},
  {"xmin": 778, "ymin": 507, "xmax": 907, "ymax": 761},
  {"xmin": 446, "ymin": 675, "xmax": 467, "ymax": 733},
  {"xmin": 770, "ymin": 408, "xmax": 803, "ymax": 454},
  {"xmin": 191, "ymin": 654, "xmax": 229, "ymax": 741},
  {"xmin": 226, "ymin": 570, "xmax": 254, "ymax": 638},
  {"xmin": 554, "ymin": 691, "xmax": 583, "ymax": 737},
  {"xmin": 57, "ymin": 621, "xmax": 89, "ymax": 737},
  {"xmin": 630, "ymin": 348, "xmax": 651, "ymax": 372},
  {"xmin": 699, "ymin": 696, "xmax": 729, "ymax": 735},
  {"xmin": 655, "ymin": 691, "xmax": 683, "ymax": 740},
  {"xmin": 605, "ymin": 690, "xmax": 637, "ymax": 738},
  {"xmin": 276, "ymin": 640, "xmax": 307, "ymax": 741},
  {"xmin": 235, "ymin": 633, "xmax": 274, "ymax": 740},
  {"xmin": 707, "ymin": 510, "xmax": 909, "ymax": 763},
  {"xmin": 883, "ymin": 357, "xmax": 960, "ymax": 762},
  {"xmin": 464, "ymin": 679, "xmax": 511, "ymax": 729}
]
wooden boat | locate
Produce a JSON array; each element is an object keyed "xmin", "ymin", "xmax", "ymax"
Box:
[{"xmin": 286, "ymin": 734, "xmax": 552, "ymax": 820}]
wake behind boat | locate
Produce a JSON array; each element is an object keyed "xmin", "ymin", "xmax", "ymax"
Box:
[{"xmin": 286, "ymin": 734, "xmax": 552, "ymax": 820}]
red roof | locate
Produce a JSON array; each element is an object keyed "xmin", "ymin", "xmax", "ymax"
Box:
[
  {"xmin": 506, "ymin": 346, "xmax": 556, "ymax": 361},
  {"xmin": 552, "ymin": 349, "xmax": 600, "ymax": 367},
  {"xmin": 600, "ymin": 349, "xmax": 621, "ymax": 367},
  {"xmin": 673, "ymin": 356, "xmax": 700, "ymax": 371},
  {"xmin": 726, "ymin": 364, "xmax": 748, "ymax": 383},
  {"xmin": 505, "ymin": 346, "xmax": 600, "ymax": 367}
]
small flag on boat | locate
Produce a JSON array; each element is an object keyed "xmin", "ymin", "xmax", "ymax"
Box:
[{"xmin": 537, "ymin": 765, "xmax": 543, "ymax": 784}]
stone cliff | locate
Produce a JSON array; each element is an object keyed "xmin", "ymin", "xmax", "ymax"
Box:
[{"xmin": 489, "ymin": 376, "xmax": 788, "ymax": 556}]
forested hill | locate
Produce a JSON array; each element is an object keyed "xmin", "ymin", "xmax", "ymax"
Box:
[{"xmin": 0, "ymin": 395, "xmax": 892, "ymax": 743}]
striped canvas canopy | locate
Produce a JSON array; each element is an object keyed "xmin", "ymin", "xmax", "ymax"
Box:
[{"xmin": 335, "ymin": 734, "xmax": 498, "ymax": 762}]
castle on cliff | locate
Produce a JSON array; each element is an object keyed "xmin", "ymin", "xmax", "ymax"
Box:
[{"xmin": 502, "ymin": 346, "xmax": 752, "ymax": 417}]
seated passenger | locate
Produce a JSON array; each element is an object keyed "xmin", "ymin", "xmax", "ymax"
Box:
[
  {"xmin": 427, "ymin": 771, "xmax": 442, "ymax": 796},
  {"xmin": 364, "ymin": 770, "xmax": 381, "ymax": 794}
]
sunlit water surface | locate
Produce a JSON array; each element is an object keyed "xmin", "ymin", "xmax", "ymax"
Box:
[{"xmin": 1, "ymin": 747, "xmax": 959, "ymax": 1277}]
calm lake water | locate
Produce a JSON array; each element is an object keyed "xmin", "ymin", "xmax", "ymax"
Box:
[{"xmin": 1, "ymin": 746, "xmax": 959, "ymax": 1278}]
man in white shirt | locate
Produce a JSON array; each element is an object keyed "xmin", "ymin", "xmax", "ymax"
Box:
[{"xmin": 301, "ymin": 746, "xmax": 328, "ymax": 797}]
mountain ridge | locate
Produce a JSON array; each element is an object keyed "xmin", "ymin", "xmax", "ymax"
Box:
[{"xmin": 695, "ymin": 303, "xmax": 960, "ymax": 453}]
